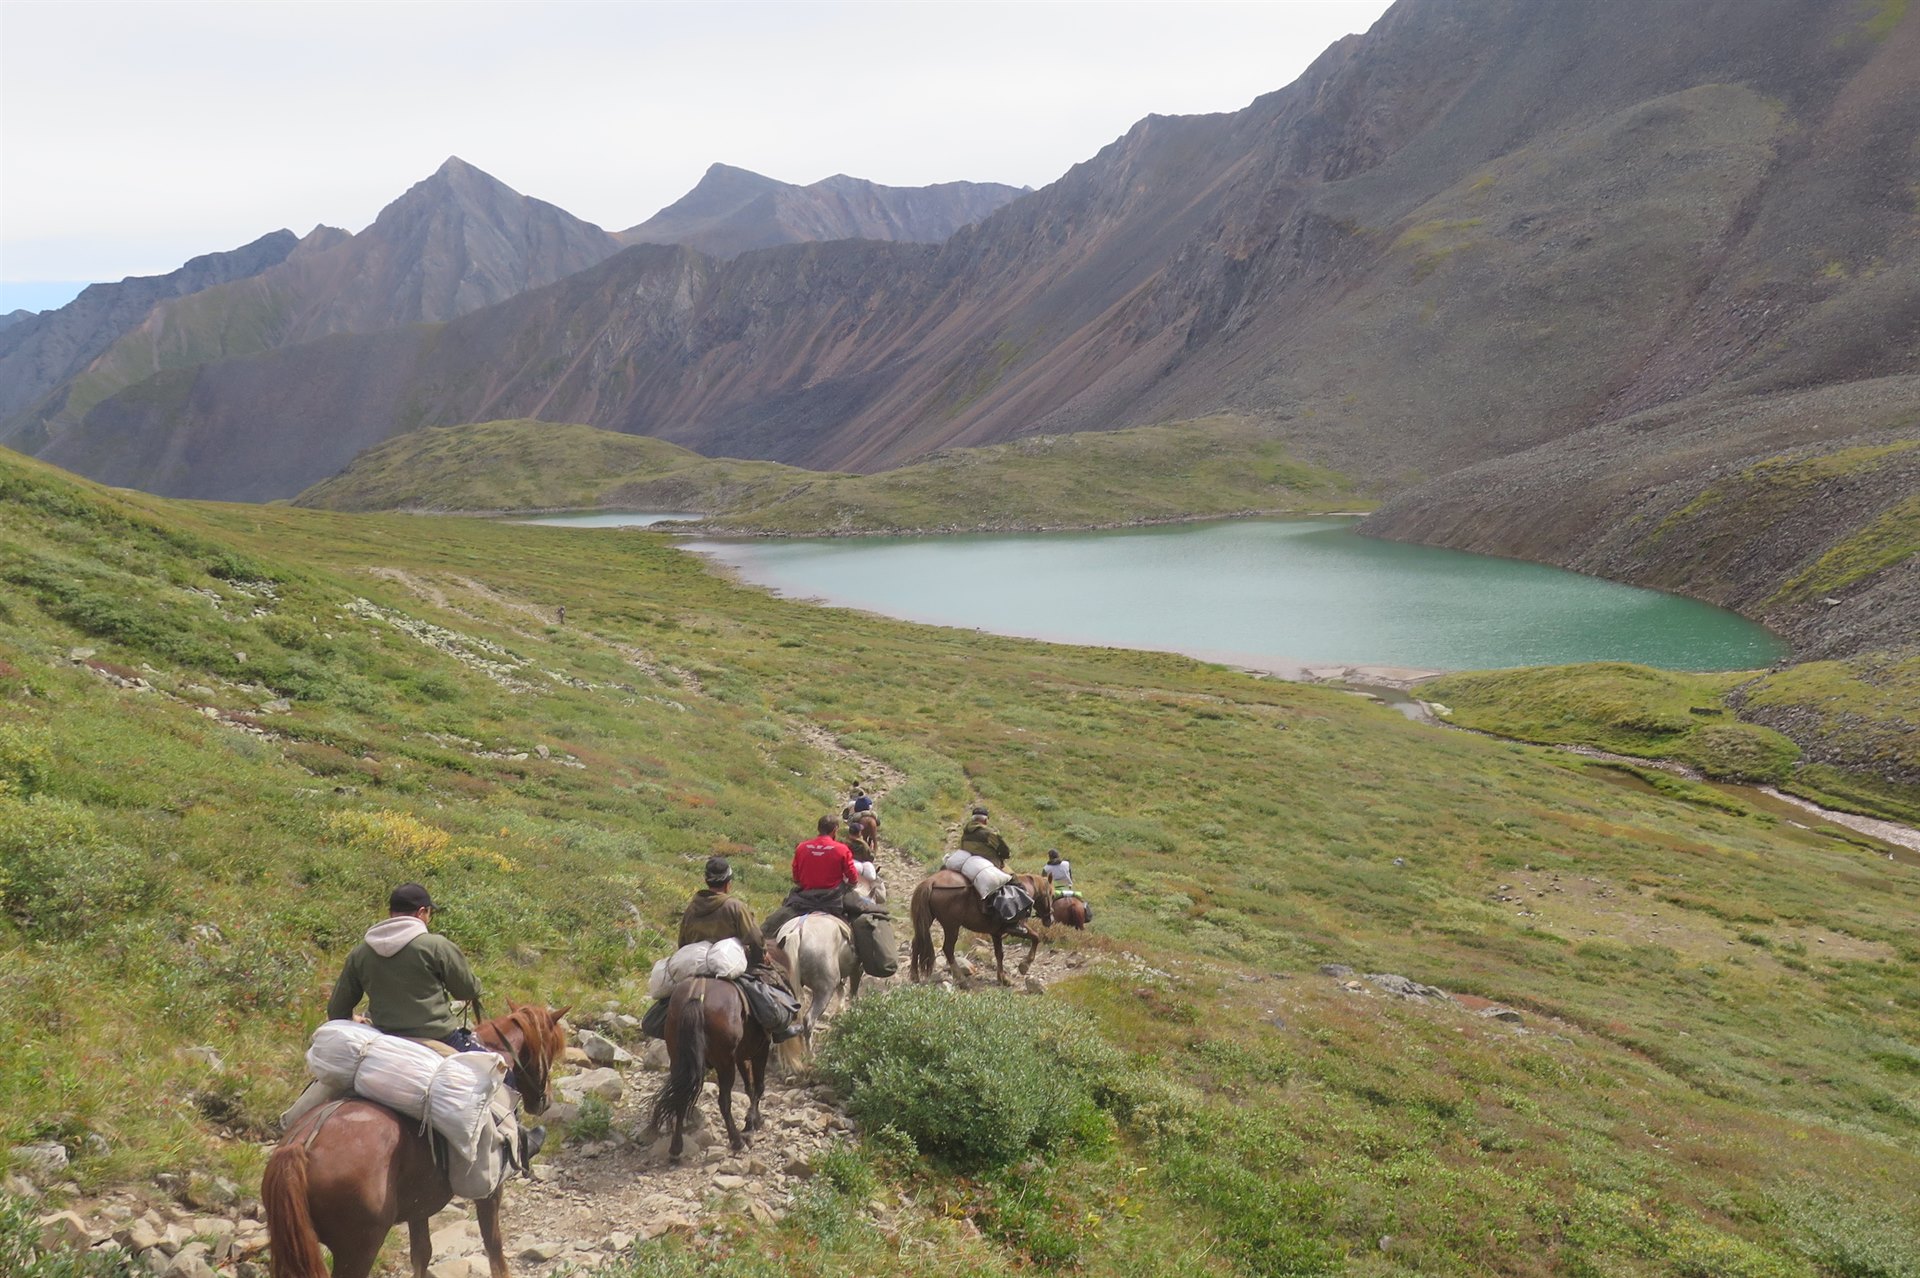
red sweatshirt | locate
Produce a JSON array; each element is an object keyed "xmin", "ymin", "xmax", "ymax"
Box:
[{"xmin": 792, "ymin": 836, "xmax": 858, "ymax": 891}]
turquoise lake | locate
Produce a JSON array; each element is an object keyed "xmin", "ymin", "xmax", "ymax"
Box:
[{"xmin": 679, "ymin": 519, "xmax": 1787, "ymax": 673}]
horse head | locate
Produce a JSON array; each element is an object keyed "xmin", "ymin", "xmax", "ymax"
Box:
[
  {"xmin": 480, "ymin": 1001, "xmax": 569, "ymax": 1116},
  {"xmin": 1021, "ymin": 873, "xmax": 1054, "ymax": 927}
]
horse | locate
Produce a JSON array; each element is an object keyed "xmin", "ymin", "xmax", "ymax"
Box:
[
  {"xmin": 910, "ymin": 871, "xmax": 1053, "ymax": 986},
  {"xmin": 647, "ymin": 945, "xmax": 794, "ymax": 1159},
  {"xmin": 263, "ymin": 1002, "xmax": 569, "ymax": 1278},
  {"xmin": 776, "ymin": 913, "xmax": 862, "ymax": 1049},
  {"xmin": 1052, "ymin": 895, "xmax": 1092, "ymax": 930}
]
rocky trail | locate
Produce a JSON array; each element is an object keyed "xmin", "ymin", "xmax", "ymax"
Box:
[{"xmin": 12, "ymin": 584, "xmax": 1099, "ymax": 1277}]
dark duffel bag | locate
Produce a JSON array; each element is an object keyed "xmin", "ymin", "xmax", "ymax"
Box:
[
  {"xmin": 737, "ymin": 976, "xmax": 801, "ymax": 1037},
  {"xmin": 851, "ymin": 912, "xmax": 899, "ymax": 978}
]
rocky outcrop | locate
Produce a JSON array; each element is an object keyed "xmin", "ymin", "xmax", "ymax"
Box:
[{"xmin": 621, "ymin": 163, "xmax": 1027, "ymax": 258}]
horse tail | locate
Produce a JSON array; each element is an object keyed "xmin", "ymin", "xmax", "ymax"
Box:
[
  {"xmin": 262, "ymin": 1139, "xmax": 327, "ymax": 1278},
  {"xmin": 648, "ymin": 984, "xmax": 709, "ymax": 1133},
  {"xmin": 910, "ymin": 880, "xmax": 935, "ymax": 981}
]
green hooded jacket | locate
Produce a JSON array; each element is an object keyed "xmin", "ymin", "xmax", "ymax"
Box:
[{"xmin": 326, "ymin": 917, "xmax": 481, "ymax": 1040}]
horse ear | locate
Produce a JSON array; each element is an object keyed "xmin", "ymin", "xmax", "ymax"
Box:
[
  {"xmin": 505, "ymin": 997, "xmax": 519, "ymax": 1013},
  {"xmin": 553, "ymin": 1005, "xmax": 571, "ymax": 1023}
]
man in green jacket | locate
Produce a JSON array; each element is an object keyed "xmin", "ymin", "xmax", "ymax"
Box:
[
  {"xmin": 959, "ymin": 806, "xmax": 1013, "ymax": 868},
  {"xmin": 328, "ymin": 883, "xmax": 486, "ymax": 1050}
]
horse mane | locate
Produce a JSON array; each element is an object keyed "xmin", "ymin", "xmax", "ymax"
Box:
[{"xmin": 477, "ymin": 1003, "xmax": 568, "ymax": 1106}]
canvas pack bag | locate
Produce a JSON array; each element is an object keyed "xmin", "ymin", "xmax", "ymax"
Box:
[
  {"xmin": 850, "ymin": 912, "xmax": 899, "ymax": 977},
  {"xmin": 942, "ymin": 851, "xmax": 1012, "ymax": 899}
]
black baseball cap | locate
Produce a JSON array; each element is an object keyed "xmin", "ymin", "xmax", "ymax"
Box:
[
  {"xmin": 705, "ymin": 856, "xmax": 733, "ymax": 885},
  {"xmin": 389, "ymin": 883, "xmax": 435, "ymax": 913}
]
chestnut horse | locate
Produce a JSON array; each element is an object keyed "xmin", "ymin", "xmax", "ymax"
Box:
[
  {"xmin": 910, "ymin": 871, "xmax": 1053, "ymax": 985},
  {"xmin": 1052, "ymin": 895, "xmax": 1092, "ymax": 930},
  {"xmin": 647, "ymin": 945, "xmax": 795, "ymax": 1159},
  {"xmin": 263, "ymin": 1002, "xmax": 568, "ymax": 1278}
]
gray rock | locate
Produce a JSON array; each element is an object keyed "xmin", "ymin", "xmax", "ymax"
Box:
[
  {"xmin": 1318, "ymin": 964, "xmax": 1354, "ymax": 978},
  {"xmin": 2, "ymin": 1173, "xmax": 39, "ymax": 1199},
  {"xmin": 783, "ymin": 1154, "xmax": 813, "ymax": 1178},
  {"xmin": 427, "ymin": 1259, "xmax": 480, "ymax": 1278},
  {"xmin": 713, "ymin": 1173, "xmax": 747, "ymax": 1190},
  {"xmin": 602, "ymin": 1231, "xmax": 634, "ymax": 1253},
  {"xmin": 518, "ymin": 1241, "xmax": 565, "ymax": 1262},
  {"xmin": 1364, "ymin": 973, "xmax": 1448, "ymax": 1001},
  {"xmin": 9, "ymin": 1142, "xmax": 69, "ymax": 1179},
  {"xmin": 1478, "ymin": 1006, "xmax": 1525, "ymax": 1024},
  {"xmin": 554, "ymin": 1068, "xmax": 623, "ymax": 1102},
  {"xmin": 577, "ymin": 1030, "xmax": 633, "ymax": 1067},
  {"xmin": 164, "ymin": 1242, "xmax": 218, "ymax": 1278},
  {"xmin": 641, "ymin": 1040, "xmax": 669, "ymax": 1071},
  {"xmin": 36, "ymin": 1211, "xmax": 93, "ymax": 1252}
]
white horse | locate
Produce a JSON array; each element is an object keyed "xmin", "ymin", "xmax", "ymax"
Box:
[{"xmin": 775, "ymin": 912, "xmax": 863, "ymax": 1049}]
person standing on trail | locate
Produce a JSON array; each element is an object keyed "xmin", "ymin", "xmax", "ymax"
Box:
[
  {"xmin": 327, "ymin": 883, "xmax": 485, "ymax": 1050},
  {"xmin": 959, "ymin": 806, "xmax": 1013, "ymax": 868},
  {"xmin": 761, "ymin": 815, "xmax": 860, "ymax": 938}
]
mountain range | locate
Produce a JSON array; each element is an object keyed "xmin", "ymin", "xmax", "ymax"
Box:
[{"xmin": 2, "ymin": 0, "xmax": 1915, "ymax": 655}]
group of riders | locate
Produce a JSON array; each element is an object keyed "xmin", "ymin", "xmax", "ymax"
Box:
[{"xmin": 316, "ymin": 788, "xmax": 1086, "ymax": 1174}]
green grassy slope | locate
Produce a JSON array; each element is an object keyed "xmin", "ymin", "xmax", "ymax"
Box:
[
  {"xmin": 1427, "ymin": 662, "xmax": 1920, "ymax": 825},
  {"xmin": 293, "ymin": 417, "xmax": 1363, "ymax": 530},
  {"xmin": 4, "ymin": 450, "xmax": 1918, "ymax": 1274}
]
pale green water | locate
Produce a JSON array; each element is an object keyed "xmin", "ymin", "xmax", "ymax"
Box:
[{"xmin": 682, "ymin": 519, "xmax": 1786, "ymax": 673}]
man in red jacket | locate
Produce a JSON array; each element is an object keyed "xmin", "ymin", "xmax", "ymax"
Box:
[{"xmin": 762, "ymin": 815, "xmax": 860, "ymax": 939}]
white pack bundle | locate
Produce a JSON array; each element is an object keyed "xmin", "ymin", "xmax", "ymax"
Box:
[
  {"xmin": 706, "ymin": 937, "xmax": 747, "ymax": 979},
  {"xmin": 303, "ymin": 1021, "xmax": 505, "ymax": 1164},
  {"xmin": 666, "ymin": 941, "xmax": 713, "ymax": 985},
  {"xmin": 647, "ymin": 957, "xmax": 675, "ymax": 999},
  {"xmin": 943, "ymin": 851, "xmax": 1012, "ymax": 899},
  {"xmin": 425, "ymin": 1051, "xmax": 508, "ymax": 1164},
  {"xmin": 307, "ymin": 1020, "xmax": 383, "ymax": 1090}
]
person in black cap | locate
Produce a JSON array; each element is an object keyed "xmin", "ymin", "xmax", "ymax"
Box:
[
  {"xmin": 677, "ymin": 856, "xmax": 761, "ymax": 950},
  {"xmin": 642, "ymin": 857, "xmax": 801, "ymax": 1042},
  {"xmin": 327, "ymin": 883, "xmax": 486, "ymax": 1051},
  {"xmin": 959, "ymin": 805, "xmax": 1013, "ymax": 868}
]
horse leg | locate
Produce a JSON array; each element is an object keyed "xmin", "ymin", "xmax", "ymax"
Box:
[
  {"xmin": 475, "ymin": 1191, "xmax": 510, "ymax": 1278},
  {"xmin": 715, "ymin": 1058, "xmax": 746, "ymax": 1152},
  {"xmin": 992, "ymin": 932, "xmax": 1011, "ymax": 985},
  {"xmin": 324, "ymin": 1233, "xmax": 385, "ymax": 1278},
  {"xmin": 1019, "ymin": 929, "xmax": 1042, "ymax": 975},
  {"xmin": 408, "ymin": 1218, "xmax": 433, "ymax": 1278},
  {"xmin": 943, "ymin": 923, "xmax": 964, "ymax": 985},
  {"xmin": 743, "ymin": 1041, "xmax": 766, "ymax": 1132}
]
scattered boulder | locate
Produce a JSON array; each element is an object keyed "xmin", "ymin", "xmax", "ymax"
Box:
[
  {"xmin": 36, "ymin": 1210, "xmax": 92, "ymax": 1252},
  {"xmin": 577, "ymin": 1030, "xmax": 633, "ymax": 1067},
  {"xmin": 9, "ymin": 1141, "xmax": 70, "ymax": 1180},
  {"xmin": 555, "ymin": 1068, "xmax": 623, "ymax": 1103},
  {"xmin": 1478, "ymin": 1006, "xmax": 1525, "ymax": 1024},
  {"xmin": 640, "ymin": 1040, "xmax": 669, "ymax": 1072},
  {"xmin": 164, "ymin": 1242, "xmax": 218, "ymax": 1278},
  {"xmin": 1318, "ymin": 964, "xmax": 1354, "ymax": 978},
  {"xmin": 518, "ymin": 1241, "xmax": 564, "ymax": 1262},
  {"xmin": 1364, "ymin": 973, "xmax": 1448, "ymax": 1001}
]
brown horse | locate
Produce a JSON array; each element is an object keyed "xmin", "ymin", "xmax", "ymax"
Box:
[
  {"xmin": 910, "ymin": 871, "xmax": 1053, "ymax": 985},
  {"xmin": 1052, "ymin": 895, "xmax": 1092, "ymax": 930},
  {"xmin": 647, "ymin": 946, "xmax": 794, "ymax": 1159},
  {"xmin": 263, "ymin": 1003, "xmax": 568, "ymax": 1278}
]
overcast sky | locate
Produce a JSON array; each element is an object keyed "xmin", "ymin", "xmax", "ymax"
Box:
[{"xmin": 0, "ymin": 0, "xmax": 1393, "ymax": 312}]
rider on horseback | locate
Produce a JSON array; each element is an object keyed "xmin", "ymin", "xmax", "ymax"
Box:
[
  {"xmin": 326, "ymin": 884, "xmax": 485, "ymax": 1050},
  {"xmin": 959, "ymin": 806, "xmax": 1013, "ymax": 868},
  {"xmin": 642, "ymin": 857, "xmax": 802, "ymax": 1042},
  {"xmin": 761, "ymin": 815, "xmax": 862, "ymax": 937},
  {"xmin": 289, "ymin": 884, "xmax": 543, "ymax": 1170}
]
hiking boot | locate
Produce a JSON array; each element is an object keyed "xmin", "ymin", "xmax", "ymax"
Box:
[
  {"xmin": 770, "ymin": 1024, "xmax": 804, "ymax": 1043},
  {"xmin": 1008, "ymin": 924, "xmax": 1035, "ymax": 941},
  {"xmin": 520, "ymin": 1124, "xmax": 547, "ymax": 1168}
]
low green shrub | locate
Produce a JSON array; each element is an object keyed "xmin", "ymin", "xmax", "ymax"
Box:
[
  {"xmin": 0, "ymin": 794, "xmax": 149, "ymax": 935},
  {"xmin": 1678, "ymin": 723, "xmax": 1799, "ymax": 784},
  {"xmin": 0, "ymin": 721, "xmax": 51, "ymax": 797},
  {"xmin": 817, "ymin": 986, "xmax": 1121, "ymax": 1171}
]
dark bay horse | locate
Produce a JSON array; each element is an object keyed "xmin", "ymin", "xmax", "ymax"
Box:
[
  {"xmin": 910, "ymin": 871, "xmax": 1053, "ymax": 986},
  {"xmin": 647, "ymin": 945, "xmax": 794, "ymax": 1159},
  {"xmin": 263, "ymin": 1002, "xmax": 568, "ymax": 1278}
]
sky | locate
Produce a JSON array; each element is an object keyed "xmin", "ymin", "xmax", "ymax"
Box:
[{"xmin": 0, "ymin": 0, "xmax": 1393, "ymax": 313}]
